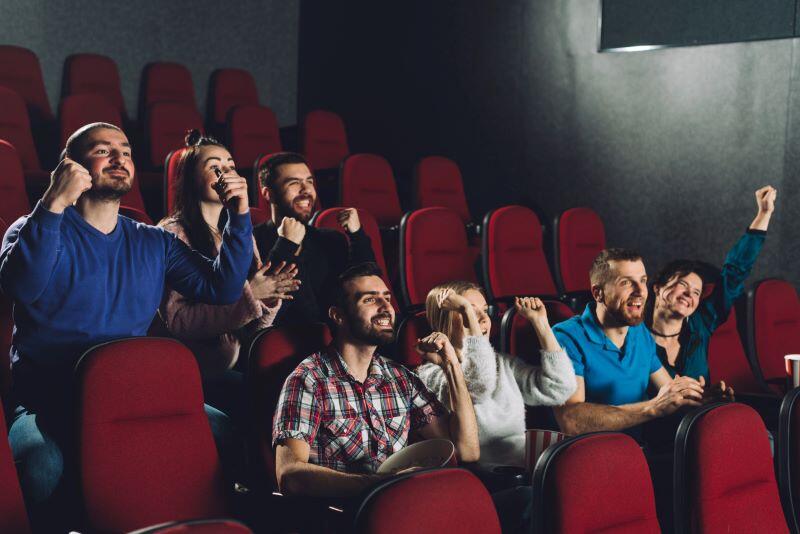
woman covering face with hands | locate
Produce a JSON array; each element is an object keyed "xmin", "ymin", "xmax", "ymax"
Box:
[
  {"xmin": 158, "ymin": 130, "xmax": 300, "ymax": 419},
  {"xmin": 416, "ymin": 281, "xmax": 577, "ymax": 467}
]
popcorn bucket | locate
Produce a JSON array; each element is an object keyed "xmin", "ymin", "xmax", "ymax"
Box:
[{"xmin": 525, "ymin": 429, "xmax": 566, "ymax": 472}]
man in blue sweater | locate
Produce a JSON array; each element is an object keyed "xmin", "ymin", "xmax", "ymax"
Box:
[{"xmin": 0, "ymin": 122, "xmax": 253, "ymax": 530}]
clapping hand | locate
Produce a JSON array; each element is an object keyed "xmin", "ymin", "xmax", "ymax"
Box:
[{"xmin": 249, "ymin": 261, "xmax": 300, "ymax": 303}]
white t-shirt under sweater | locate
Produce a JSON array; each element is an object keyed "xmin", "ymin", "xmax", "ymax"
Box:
[{"xmin": 417, "ymin": 335, "xmax": 577, "ymax": 467}]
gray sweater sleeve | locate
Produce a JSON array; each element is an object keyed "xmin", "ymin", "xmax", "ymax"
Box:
[
  {"xmin": 503, "ymin": 347, "xmax": 577, "ymax": 406},
  {"xmin": 416, "ymin": 335, "xmax": 498, "ymax": 408}
]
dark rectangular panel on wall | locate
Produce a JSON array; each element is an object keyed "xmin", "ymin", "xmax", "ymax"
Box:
[{"xmin": 600, "ymin": 0, "xmax": 797, "ymax": 51}]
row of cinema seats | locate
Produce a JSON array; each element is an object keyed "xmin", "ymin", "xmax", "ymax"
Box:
[{"xmin": 4, "ymin": 329, "xmax": 800, "ymax": 532}]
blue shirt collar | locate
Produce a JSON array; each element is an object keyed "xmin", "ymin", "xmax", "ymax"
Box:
[{"xmin": 580, "ymin": 303, "xmax": 624, "ymax": 352}]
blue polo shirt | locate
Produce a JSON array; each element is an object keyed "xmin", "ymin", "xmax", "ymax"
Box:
[{"xmin": 553, "ymin": 304, "xmax": 662, "ymax": 406}]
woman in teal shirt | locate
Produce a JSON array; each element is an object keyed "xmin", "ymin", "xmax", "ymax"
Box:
[{"xmin": 646, "ymin": 186, "xmax": 777, "ymax": 382}]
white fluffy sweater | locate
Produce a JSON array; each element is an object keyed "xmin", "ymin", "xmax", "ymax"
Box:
[{"xmin": 417, "ymin": 335, "xmax": 577, "ymax": 467}]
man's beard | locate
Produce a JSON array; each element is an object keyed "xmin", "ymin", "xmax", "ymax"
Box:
[
  {"xmin": 84, "ymin": 170, "xmax": 132, "ymax": 201},
  {"xmin": 278, "ymin": 194, "xmax": 315, "ymax": 223},
  {"xmin": 347, "ymin": 310, "xmax": 396, "ymax": 346},
  {"xmin": 606, "ymin": 301, "xmax": 645, "ymax": 327}
]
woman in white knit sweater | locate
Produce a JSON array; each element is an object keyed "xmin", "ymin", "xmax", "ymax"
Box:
[{"xmin": 416, "ymin": 281, "xmax": 577, "ymax": 467}]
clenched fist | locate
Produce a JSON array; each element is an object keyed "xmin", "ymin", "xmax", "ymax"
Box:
[
  {"xmin": 213, "ymin": 171, "xmax": 250, "ymax": 215},
  {"xmin": 337, "ymin": 208, "xmax": 361, "ymax": 233},
  {"xmin": 755, "ymin": 185, "xmax": 777, "ymax": 216},
  {"xmin": 42, "ymin": 158, "xmax": 93, "ymax": 213},
  {"xmin": 277, "ymin": 217, "xmax": 306, "ymax": 245}
]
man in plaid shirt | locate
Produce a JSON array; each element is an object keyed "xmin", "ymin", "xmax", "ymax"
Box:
[{"xmin": 273, "ymin": 262, "xmax": 480, "ymax": 497}]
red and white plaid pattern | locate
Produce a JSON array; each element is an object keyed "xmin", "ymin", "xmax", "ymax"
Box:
[
  {"xmin": 273, "ymin": 345, "xmax": 446, "ymax": 474},
  {"xmin": 525, "ymin": 429, "xmax": 566, "ymax": 471}
]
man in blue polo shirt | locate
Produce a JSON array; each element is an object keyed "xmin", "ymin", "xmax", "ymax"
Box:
[{"xmin": 552, "ymin": 248, "xmax": 706, "ymax": 436}]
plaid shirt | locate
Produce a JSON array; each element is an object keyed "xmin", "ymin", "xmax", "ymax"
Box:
[{"xmin": 272, "ymin": 345, "xmax": 447, "ymax": 473}]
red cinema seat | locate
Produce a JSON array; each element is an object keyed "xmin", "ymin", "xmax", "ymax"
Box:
[
  {"xmin": 750, "ymin": 279, "xmax": 800, "ymax": 393},
  {"xmin": 209, "ymin": 68, "xmax": 259, "ymax": 131},
  {"xmin": 499, "ymin": 300, "xmax": 574, "ymax": 360},
  {"xmin": 354, "ymin": 468, "xmax": 500, "ymax": 534},
  {"xmin": 553, "ymin": 207, "xmax": 606, "ymax": 294},
  {"xmin": 141, "ymin": 62, "xmax": 197, "ymax": 111},
  {"xmin": 0, "ymin": 397, "xmax": 31, "ymax": 533},
  {"xmin": 674, "ymin": 402, "xmax": 788, "ymax": 533},
  {"xmin": 0, "ymin": 218, "xmax": 11, "ymax": 397},
  {"xmin": 63, "ymin": 53, "xmax": 127, "ymax": 121},
  {"xmin": 708, "ymin": 307, "xmax": 765, "ymax": 394},
  {"xmin": 249, "ymin": 206, "xmax": 269, "ymax": 226},
  {"xmin": 247, "ymin": 323, "xmax": 332, "ymax": 488},
  {"xmin": 227, "ymin": 105, "xmax": 282, "ymax": 174},
  {"xmin": 119, "ymin": 205, "xmax": 154, "ymax": 225},
  {"xmin": 400, "ymin": 207, "xmax": 476, "ymax": 309},
  {"xmin": 0, "ymin": 87, "xmax": 48, "ymax": 189},
  {"xmin": 163, "ymin": 147, "xmax": 190, "ymax": 215},
  {"xmin": 0, "ymin": 141, "xmax": 32, "ymax": 224},
  {"xmin": 128, "ymin": 518, "xmax": 252, "ymax": 534},
  {"xmin": 414, "ymin": 156, "xmax": 471, "ymax": 224},
  {"xmin": 58, "ymin": 93, "xmax": 123, "ymax": 147},
  {"xmin": 482, "ymin": 206, "xmax": 558, "ymax": 305},
  {"xmin": 76, "ymin": 338, "xmax": 230, "ymax": 533},
  {"xmin": 394, "ymin": 311, "xmax": 431, "ymax": 369},
  {"xmin": 778, "ymin": 387, "xmax": 800, "ymax": 532},
  {"xmin": 340, "ymin": 154, "xmax": 402, "ymax": 228},
  {"xmin": 311, "ymin": 207, "xmax": 395, "ymax": 307},
  {"xmin": 302, "ymin": 110, "xmax": 349, "ymax": 171},
  {"xmin": 146, "ymin": 102, "xmax": 203, "ymax": 170},
  {"xmin": 532, "ymin": 432, "xmax": 660, "ymax": 534},
  {"xmin": 0, "ymin": 45, "xmax": 53, "ymax": 124}
]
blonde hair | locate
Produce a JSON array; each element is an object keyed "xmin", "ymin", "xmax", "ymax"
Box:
[{"xmin": 425, "ymin": 280, "xmax": 485, "ymax": 341}]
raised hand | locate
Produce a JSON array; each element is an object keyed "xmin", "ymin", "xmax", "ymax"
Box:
[
  {"xmin": 249, "ymin": 261, "xmax": 300, "ymax": 302},
  {"xmin": 416, "ymin": 331, "xmax": 461, "ymax": 367},
  {"xmin": 337, "ymin": 208, "xmax": 361, "ymax": 233},
  {"xmin": 436, "ymin": 288, "xmax": 471, "ymax": 313},
  {"xmin": 277, "ymin": 217, "xmax": 306, "ymax": 245},
  {"xmin": 213, "ymin": 170, "xmax": 249, "ymax": 215},
  {"xmin": 42, "ymin": 157, "xmax": 93, "ymax": 213},
  {"xmin": 515, "ymin": 296, "xmax": 548, "ymax": 324},
  {"xmin": 750, "ymin": 185, "xmax": 777, "ymax": 231}
]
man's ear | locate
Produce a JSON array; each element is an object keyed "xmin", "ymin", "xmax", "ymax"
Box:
[
  {"xmin": 261, "ymin": 186, "xmax": 271, "ymax": 203},
  {"xmin": 591, "ymin": 284, "xmax": 604, "ymax": 303},
  {"xmin": 329, "ymin": 305, "xmax": 344, "ymax": 326}
]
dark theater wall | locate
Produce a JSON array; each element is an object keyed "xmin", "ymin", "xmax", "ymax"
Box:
[
  {"xmin": 299, "ymin": 0, "xmax": 799, "ymax": 287},
  {"xmin": 0, "ymin": 0, "xmax": 299, "ymax": 124}
]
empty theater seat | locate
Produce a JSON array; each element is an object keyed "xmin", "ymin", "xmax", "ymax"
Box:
[
  {"xmin": 499, "ymin": 300, "xmax": 575, "ymax": 359},
  {"xmin": 141, "ymin": 62, "xmax": 197, "ymax": 112},
  {"xmin": 532, "ymin": 432, "xmax": 660, "ymax": 534},
  {"xmin": 414, "ymin": 156, "xmax": 471, "ymax": 224},
  {"xmin": 0, "ymin": 87, "xmax": 49, "ymax": 189},
  {"xmin": 208, "ymin": 68, "xmax": 259, "ymax": 133},
  {"xmin": 76, "ymin": 337, "xmax": 230, "ymax": 532},
  {"xmin": 400, "ymin": 207, "xmax": 476, "ymax": 309},
  {"xmin": 749, "ymin": 279, "xmax": 800, "ymax": 393},
  {"xmin": 482, "ymin": 205, "xmax": 559, "ymax": 304},
  {"xmin": 58, "ymin": 93, "xmax": 123, "ymax": 147},
  {"xmin": 63, "ymin": 53, "xmax": 128, "ymax": 121},
  {"xmin": 302, "ymin": 110, "xmax": 349, "ymax": 171},
  {"xmin": 248, "ymin": 323, "xmax": 332, "ymax": 489},
  {"xmin": 146, "ymin": 102, "xmax": 203, "ymax": 171},
  {"xmin": 227, "ymin": 105, "xmax": 282, "ymax": 175},
  {"xmin": 340, "ymin": 154, "xmax": 403, "ymax": 228},
  {"xmin": 674, "ymin": 402, "xmax": 788, "ymax": 533},
  {"xmin": 778, "ymin": 388, "xmax": 800, "ymax": 533},
  {"xmin": 0, "ymin": 140, "xmax": 32, "ymax": 223},
  {"xmin": 553, "ymin": 207, "xmax": 606, "ymax": 297},
  {"xmin": 0, "ymin": 397, "xmax": 31, "ymax": 533},
  {"xmin": 394, "ymin": 311, "xmax": 431, "ymax": 368},
  {"xmin": 353, "ymin": 468, "xmax": 501, "ymax": 534},
  {"xmin": 0, "ymin": 45, "xmax": 53, "ymax": 124},
  {"xmin": 708, "ymin": 307, "xmax": 765, "ymax": 394}
]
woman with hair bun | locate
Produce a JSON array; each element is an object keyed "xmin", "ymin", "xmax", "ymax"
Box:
[{"xmin": 159, "ymin": 130, "xmax": 300, "ymax": 419}]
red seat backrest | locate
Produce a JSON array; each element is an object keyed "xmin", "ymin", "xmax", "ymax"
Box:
[
  {"xmin": 64, "ymin": 53, "xmax": 127, "ymax": 119},
  {"xmin": 483, "ymin": 205, "xmax": 558, "ymax": 300},
  {"xmin": 340, "ymin": 154, "xmax": 402, "ymax": 228},
  {"xmin": 147, "ymin": 103, "xmax": 203, "ymax": 169},
  {"xmin": 501, "ymin": 301, "xmax": 574, "ymax": 363},
  {"xmin": 0, "ymin": 87, "xmax": 41, "ymax": 171},
  {"xmin": 210, "ymin": 68, "xmax": 259, "ymax": 125},
  {"xmin": 249, "ymin": 206, "xmax": 269, "ymax": 226},
  {"xmin": 129, "ymin": 518, "xmax": 252, "ymax": 533},
  {"xmin": 119, "ymin": 205, "xmax": 154, "ymax": 225},
  {"xmin": 58, "ymin": 93, "xmax": 123, "ymax": 147},
  {"xmin": 0, "ymin": 45, "xmax": 53, "ymax": 122},
  {"xmin": 708, "ymin": 308, "xmax": 763, "ymax": 393},
  {"xmin": 401, "ymin": 207, "xmax": 476, "ymax": 308},
  {"xmin": 164, "ymin": 147, "xmax": 190, "ymax": 215},
  {"xmin": 556, "ymin": 207, "xmax": 605, "ymax": 293},
  {"xmin": 0, "ymin": 141, "xmax": 32, "ymax": 224},
  {"xmin": 534, "ymin": 432, "xmax": 660, "ymax": 533},
  {"xmin": 77, "ymin": 338, "xmax": 227, "ymax": 532},
  {"xmin": 227, "ymin": 105, "xmax": 281, "ymax": 169},
  {"xmin": 753, "ymin": 279, "xmax": 800, "ymax": 383},
  {"xmin": 142, "ymin": 62, "xmax": 197, "ymax": 110},
  {"xmin": 778, "ymin": 388, "xmax": 800, "ymax": 533},
  {"xmin": 414, "ymin": 156, "xmax": 471, "ymax": 223},
  {"xmin": 0, "ymin": 217, "xmax": 11, "ymax": 397},
  {"xmin": 0, "ymin": 397, "xmax": 31, "ymax": 533},
  {"xmin": 679, "ymin": 403, "xmax": 787, "ymax": 533},
  {"xmin": 248, "ymin": 324, "xmax": 332, "ymax": 487},
  {"xmin": 302, "ymin": 110, "xmax": 349, "ymax": 170},
  {"xmin": 355, "ymin": 468, "xmax": 501, "ymax": 534},
  {"xmin": 394, "ymin": 312, "xmax": 431, "ymax": 368}
]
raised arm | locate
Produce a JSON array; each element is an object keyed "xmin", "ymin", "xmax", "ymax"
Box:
[
  {"xmin": 0, "ymin": 159, "xmax": 91, "ymax": 303},
  {"xmin": 338, "ymin": 208, "xmax": 376, "ymax": 265}
]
